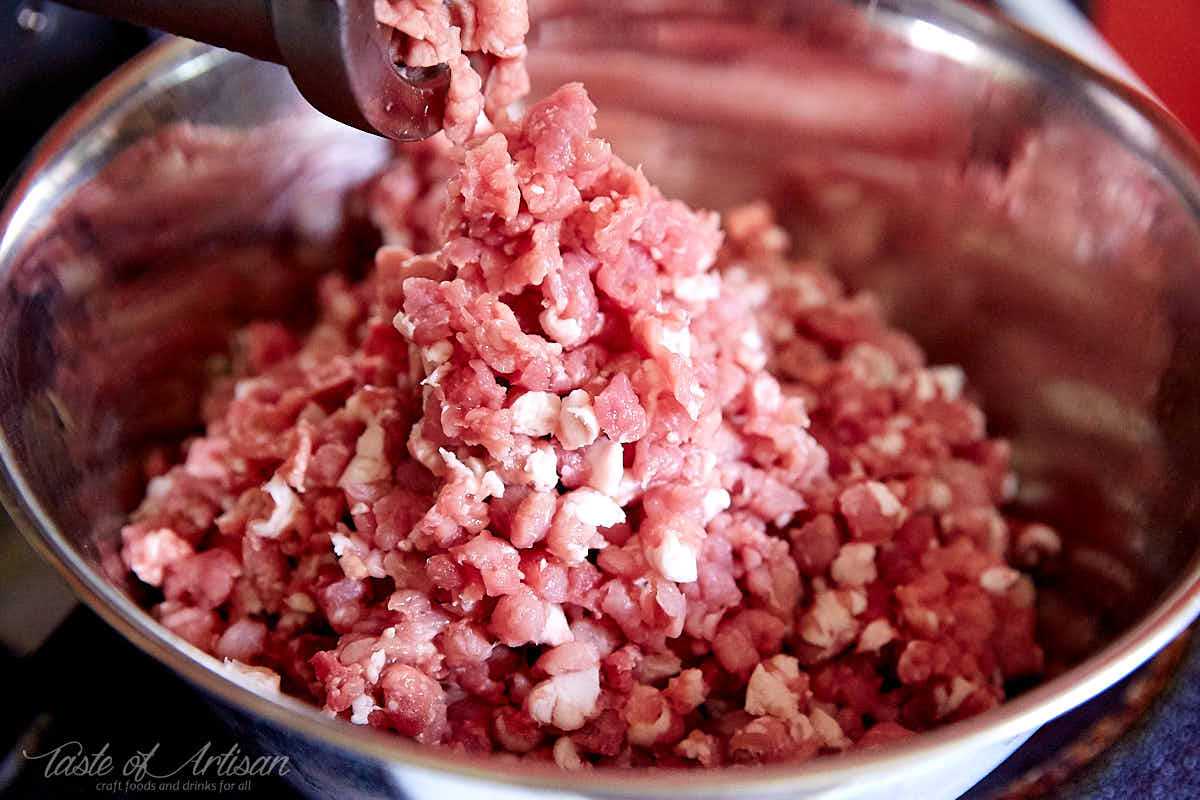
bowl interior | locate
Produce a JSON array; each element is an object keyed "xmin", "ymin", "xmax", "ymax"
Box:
[{"xmin": 524, "ymin": 0, "xmax": 1200, "ymax": 672}]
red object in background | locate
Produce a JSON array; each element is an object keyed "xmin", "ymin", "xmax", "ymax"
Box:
[{"xmin": 1093, "ymin": 0, "xmax": 1200, "ymax": 140}]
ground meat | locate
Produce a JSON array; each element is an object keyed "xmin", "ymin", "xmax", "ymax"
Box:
[
  {"xmin": 118, "ymin": 4, "xmax": 1052, "ymax": 769},
  {"xmin": 375, "ymin": 0, "xmax": 530, "ymax": 146}
]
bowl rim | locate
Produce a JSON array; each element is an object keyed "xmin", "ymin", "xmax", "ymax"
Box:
[{"xmin": 3, "ymin": 0, "xmax": 1200, "ymax": 794}]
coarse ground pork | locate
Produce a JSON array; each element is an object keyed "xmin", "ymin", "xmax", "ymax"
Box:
[
  {"xmin": 119, "ymin": 5, "xmax": 1058, "ymax": 769},
  {"xmin": 375, "ymin": 0, "xmax": 530, "ymax": 146}
]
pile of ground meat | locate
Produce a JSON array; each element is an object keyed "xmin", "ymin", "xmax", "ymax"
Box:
[{"xmin": 118, "ymin": 1, "xmax": 1058, "ymax": 771}]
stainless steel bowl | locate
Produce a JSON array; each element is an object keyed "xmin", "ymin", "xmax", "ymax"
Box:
[{"xmin": 3, "ymin": 1, "xmax": 1200, "ymax": 798}]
